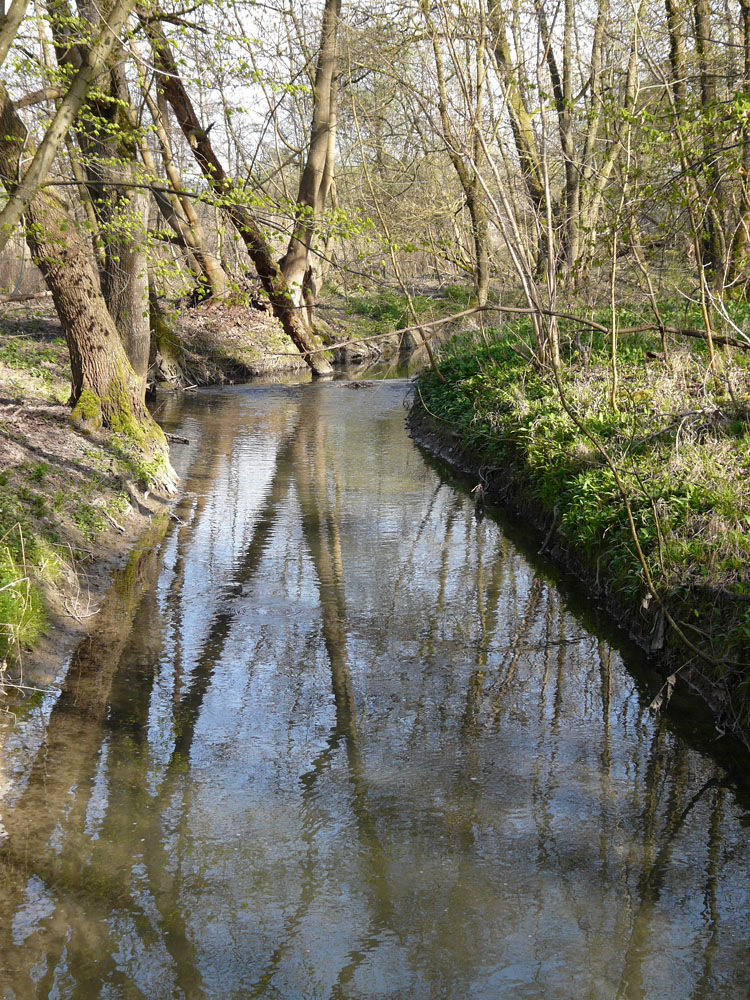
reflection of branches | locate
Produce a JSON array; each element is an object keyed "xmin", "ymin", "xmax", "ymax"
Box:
[
  {"xmin": 363, "ymin": 480, "xmax": 444, "ymax": 674},
  {"xmin": 617, "ymin": 771, "xmax": 719, "ymax": 1000},
  {"xmin": 88, "ymin": 415, "xmax": 307, "ymax": 1000},
  {"xmin": 418, "ymin": 498, "xmax": 463, "ymax": 662},
  {"xmin": 690, "ymin": 786, "xmax": 725, "ymax": 1000},
  {"xmin": 286, "ymin": 401, "xmax": 395, "ymax": 993},
  {"xmin": 0, "ymin": 529, "xmax": 166, "ymax": 988},
  {"xmin": 459, "ymin": 516, "xmax": 507, "ymax": 741},
  {"xmin": 160, "ymin": 397, "xmax": 240, "ymax": 701},
  {"xmin": 74, "ymin": 411, "xmax": 303, "ymax": 997},
  {"xmin": 165, "ymin": 416, "xmax": 300, "ymax": 761},
  {"xmin": 485, "ymin": 576, "xmax": 543, "ymax": 719}
]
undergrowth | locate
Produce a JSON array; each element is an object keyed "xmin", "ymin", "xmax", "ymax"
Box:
[
  {"xmin": 416, "ymin": 309, "xmax": 750, "ymax": 719},
  {"xmin": 0, "ymin": 462, "xmax": 137, "ymax": 664},
  {"xmin": 346, "ymin": 290, "xmax": 435, "ymax": 332}
]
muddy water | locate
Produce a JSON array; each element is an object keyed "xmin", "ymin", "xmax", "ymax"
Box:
[{"xmin": 1, "ymin": 379, "xmax": 749, "ymax": 1000}]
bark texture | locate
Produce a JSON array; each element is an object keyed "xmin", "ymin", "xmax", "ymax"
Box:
[
  {"xmin": 47, "ymin": 0, "xmax": 150, "ymax": 380},
  {"xmin": 0, "ymin": 0, "xmax": 29, "ymax": 68}
]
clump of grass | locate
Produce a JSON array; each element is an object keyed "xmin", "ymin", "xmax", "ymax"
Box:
[{"xmin": 0, "ymin": 524, "xmax": 48, "ymax": 664}]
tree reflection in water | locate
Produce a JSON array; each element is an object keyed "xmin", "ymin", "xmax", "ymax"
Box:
[{"xmin": 0, "ymin": 380, "xmax": 748, "ymax": 1000}]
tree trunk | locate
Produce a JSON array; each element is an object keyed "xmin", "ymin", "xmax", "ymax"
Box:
[
  {"xmin": 0, "ymin": 82, "xmax": 176, "ymax": 490},
  {"xmin": 421, "ymin": 0, "xmax": 491, "ymax": 305},
  {"xmin": 465, "ymin": 185, "xmax": 490, "ymax": 307},
  {"xmin": 45, "ymin": 2, "xmax": 150, "ymax": 380},
  {"xmin": 149, "ymin": 275, "xmax": 186, "ymax": 385},
  {"xmin": 104, "ymin": 185, "xmax": 150, "ymax": 381},
  {"xmin": 665, "ymin": 0, "xmax": 687, "ymax": 112},
  {"xmin": 0, "ymin": 0, "xmax": 137, "ymax": 253},
  {"xmin": 141, "ymin": 13, "xmax": 332, "ymax": 376},
  {"xmin": 0, "ymin": 0, "xmax": 29, "ymax": 68},
  {"xmin": 692, "ymin": 0, "xmax": 725, "ymax": 277},
  {"xmin": 538, "ymin": 0, "xmax": 579, "ymax": 278},
  {"xmin": 278, "ymin": 0, "xmax": 340, "ymax": 319},
  {"xmin": 729, "ymin": 0, "xmax": 750, "ymax": 286},
  {"xmin": 140, "ymin": 86, "xmax": 229, "ymax": 299},
  {"xmin": 488, "ymin": 0, "xmax": 549, "ymax": 271}
]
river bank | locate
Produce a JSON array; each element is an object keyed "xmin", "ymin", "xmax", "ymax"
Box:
[
  {"xmin": 0, "ymin": 296, "xmax": 313, "ymax": 685},
  {"xmin": 0, "ymin": 282, "xmax": 475, "ymax": 683},
  {"xmin": 408, "ymin": 330, "xmax": 750, "ymax": 749},
  {"xmin": 0, "ymin": 300, "xmax": 176, "ymax": 691}
]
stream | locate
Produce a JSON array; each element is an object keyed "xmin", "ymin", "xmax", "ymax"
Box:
[{"xmin": 1, "ymin": 377, "xmax": 749, "ymax": 999}]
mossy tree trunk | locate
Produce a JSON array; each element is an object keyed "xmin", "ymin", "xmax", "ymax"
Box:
[
  {"xmin": 0, "ymin": 82, "xmax": 176, "ymax": 490},
  {"xmin": 149, "ymin": 274, "xmax": 186, "ymax": 385}
]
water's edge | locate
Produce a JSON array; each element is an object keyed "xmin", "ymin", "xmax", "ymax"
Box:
[{"xmin": 406, "ymin": 398, "xmax": 750, "ymax": 759}]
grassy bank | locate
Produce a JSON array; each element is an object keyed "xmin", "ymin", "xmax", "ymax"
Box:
[
  {"xmin": 314, "ymin": 282, "xmax": 487, "ymax": 360},
  {"xmin": 412, "ymin": 311, "xmax": 750, "ymax": 737},
  {"xmin": 0, "ymin": 303, "xmax": 171, "ymax": 673},
  {"xmin": 0, "ymin": 292, "xmax": 335, "ymax": 674}
]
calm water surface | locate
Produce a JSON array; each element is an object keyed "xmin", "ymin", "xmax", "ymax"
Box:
[{"xmin": 1, "ymin": 379, "xmax": 749, "ymax": 999}]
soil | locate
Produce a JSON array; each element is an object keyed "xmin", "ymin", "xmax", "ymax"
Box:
[{"xmin": 172, "ymin": 299, "xmax": 307, "ymax": 380}]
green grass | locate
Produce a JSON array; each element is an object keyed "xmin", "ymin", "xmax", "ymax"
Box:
[
  {"xmin": 0, "ymin": 335, "xmax": 64, "ymax": 385},
  {"xmin": 0, "ymin": 538, "xmax": 47, "ymax": 658},
  {"xmin": 346, "ymin": 290, "xmax": 435, "ymax": 330},
  {"xmin": 415, "ymin": 310, "xmax": 750, "ymax": 706},
  {"xmin": 0, "ymin": 476, "xmax": 55, "ymax": 660},
  {"xmin": 0, "ymin": 460, "xmax": 142, "ymax": 663}
]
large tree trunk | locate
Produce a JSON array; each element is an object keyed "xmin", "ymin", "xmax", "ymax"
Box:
[
  {"xmin": 141, "ymin": 13, "xmax": 332, "ymax": 376},
  {"xmin": 104, "ymin": 185, "xmax": 151, "ymax": 381},
  {"xmin": 278, "ymin": 0, "xmax": 340, "ymax": 320},
  {"xmin": 0, "ymin": 82, "xmax": 176, "ymax": 490},
  {"xmin": 46, "ymin": 1, "xmax": 150, "ymax": 380},
  {"xmin": 0, "ymin": 0, "xmax": 29, "ymax": 68}
]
